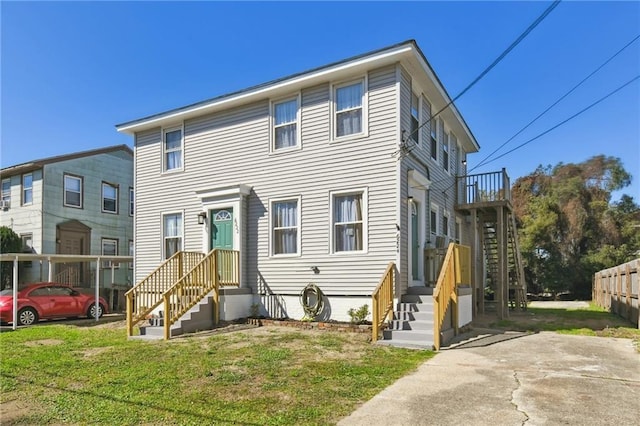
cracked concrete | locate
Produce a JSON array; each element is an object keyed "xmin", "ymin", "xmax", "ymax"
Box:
[{"xmin": 338, "ymin": 332, "xmax": 639, "ymax": 425}]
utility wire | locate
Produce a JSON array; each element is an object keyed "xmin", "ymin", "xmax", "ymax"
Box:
[
  {"xmin": 479, "ymin": 75, "xmax": 640, "ymax": 167},
  {"xmin": 403, "ymin": 0, "xmax": 562, "ymax": 145},
  {"xmin": 471, "ymin": 33, "xmax": 640, "ymax": 172}
]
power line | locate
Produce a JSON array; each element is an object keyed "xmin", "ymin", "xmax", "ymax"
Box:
[
  {"xmin": 403, "ymin": 0, "xmax": 562, "ymax": 145},
  {"xmin": 471, "ymin": 33, "xmax": 640, "ymax": 172},
  {"xmin": 479, "ymin": 75, "xmax": 640, "ymax": 167}
]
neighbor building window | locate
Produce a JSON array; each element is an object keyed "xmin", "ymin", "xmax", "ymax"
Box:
[
  {"xmin": 443, "ymin": 212, "xmax": 450, "ymax": 237},
  {"xmin": 102, "ymin": 238, "xmax": 118, "ymax": 269},
  {"xmin": 1, "ymin": 178, "xmax": 10, "ymax": 205},
  {"xmin": 102, "ymin": 183, "xmax": 118, "ymax": 214},
  {"xmin": 163, "ymin": 127, "xmax": 183, "ymax": 171},
  {"xmin": 430, "ymin": 118, "xmax": 438, "ymax": 161},
  {"xmin": 22, "ymin": 173, "xmax": 33, "ymax": 205},
  {"xmin": 443, "ymin": 132, "xmax": 450, "ymax": 172},
  {"xmin": 21, "ymin": 233, "xmax": 33, "ymax": 268},
  {"xmin": 410, "ymin": 93, "xmax": 420, "ymax": 145},
  {"xmin": 332, "ymin": 191, "xmax": 366, "ymax": 252},
  {"xmin": 430, "ymin": 205, "xmax": 438, "ymax": 235},
  {"xmin": 64, "ymin": 174, "xmax": 83, "ymax": 208},
  {"xmin": 129, "ymin": 187, "xmax": 134, "ymax": 216},
  {"xmin": 271, "ymin": 198, "xmax": 300, "ymax": 255},
  {"xmin": 334, "ymin": 79, "xmax": 364, "ymax": 138},
  {"xmin": 163, "ymin": 213, "xmax": 183, "ymax": 259},
  {"xmin": 129, "ymin": 240, "xmax": 134, "ymax": 269},
  {"xmin": 272, "ymin": 97, "xmax": 299, "ymax": 150}
]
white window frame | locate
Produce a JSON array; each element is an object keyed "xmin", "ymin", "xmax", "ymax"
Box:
[
  {"xmin": 162, "ymin": 125, "xmax": 184, "ymax": 173},
  {"xmin": 129, "ymin": 187, "xmax": 134, "ymax": 217},
  {"xmin": 270, "ymin": 94, "xmax": 301, "ymax": 153},
  {"xmin": 430, "ymin": 203, "xmax": 439, "ymax": 236},
  {"xmin": 331, "ymin": 77, "xmax": 368, "ymax": 142},
  {"xmin": 21, "ymin": 233, "xmax": 33, "ymax": 268},
  {"xmin": 128, "ymin": 240, "xmax": 134, "ymax": 269},
  {"xmin": 329, "ymin": 188, "xmax": 368, "ymax": 254},
  {"xmin": 430, "ymin": 118, "xmax": 438, "ymax": 162},
  {"xmin": 102, "ymin": 182, "xmax": 118, "ymax": 214},
  {"xmin": 63, "ymin": 174, "xmax": 83, "ymax": 208},
  {"xmin": 410, "ymin": 92, "xmax": 420, "ymax": 145},
  {"xmin": 101, "ymin": 238, "xmax": 118, "ymax": 269},
  {"xmin": 443, "ymin": 210, "xmax": 450, "ymax": 238},
  {"xmin": 269, "ymin": 196, "xmax": 301, "ymax": 257},
  {"xmin": 162, "ymin": 212, "xmax": 183, "ymax": 260},
  {"xmin": 1, "ymin": 178, "xmax": 10, "ymax": 203},
  {"xmin": 22, "ymin": 173, "xmax": 33, "ymax": 205},
  {"xmin": 443, "ymin": 131, "xmax": 450, "ymax": 173}
]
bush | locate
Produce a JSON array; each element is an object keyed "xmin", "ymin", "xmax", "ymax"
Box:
[{"xmin": 347, "ymin": 304, "xmax": 370, "ymax": 324}]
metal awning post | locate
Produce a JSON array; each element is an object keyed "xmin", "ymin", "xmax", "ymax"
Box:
[
  {"xmin": 12, "ymin": 256, "xmax": 18, "ymax": 330},
  {"xmin": 47, "ymin": 257, "xmax": 53, "ymax": 282},
  {"xmin": 95, "ymin": 258, "xmax": 101, "ymax": 321}
]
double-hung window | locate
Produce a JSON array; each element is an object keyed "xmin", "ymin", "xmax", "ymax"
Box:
[
  {"xmin": 102, "ymin": 183, "xmax": 118, "ymax": 214},
  {"xmin": 430, "ymin": 118, "xmax": 438, "ymax": 161},
  {"xmin": 271, "ymin": 198, "xmax": 300, "ymax": 256},
  {"xmin": 443, "ymin": 212, "xmax": 450, "ymax": 237},
  {"xmin": 410, "ymin": 93, "xmax": 420, "ymax": 145},
  {"xmin": 64, "ymin": 174, "xmax": 83, "ymax": 208},
  {"xmin": 102, "ymin": 238, "xmax": 118, "ymax": 268},
  {"xmin": 129, "ymin": 240, "xmax": 134, "ymax": 269},
  {"xmin": 129, "ymin": 188, "xmax": 134, "ymax": 216},
  {"xmin": 163, "ymin": 127, "xmax": 183, "ymax": 172},
  {"xmin": 273, "ymin": 97, "xmax": 299, "ymax": 150},
  {"xmin": 22, "ymin": 173, "xmax": 33, "ymax": 205},
  {"xmin": 443, "ymin": 131, "xmax": 450, "ymax": 173},
  {"xmin": 430, "ymin": 205, "xmax": 438, "ymax": 236},
  {"xmin": 332, "ymin": 191, "xmax": 366, "ymax": 253},
  {"xmin": 1, "ymin": 178, "xmax": 10, "ymax": 205},
  {"xmin": 163, "ymin": 213, "xmax": 183, "ymax": 259},
  {"xmin": 334, "ymin": 79, "xmax": 364, "ymax": 138}
]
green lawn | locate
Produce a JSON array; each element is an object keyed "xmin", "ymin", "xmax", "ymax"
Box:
[{"xmin": 0, "ymin": 325, "xmax": 434, "ymax": 425}]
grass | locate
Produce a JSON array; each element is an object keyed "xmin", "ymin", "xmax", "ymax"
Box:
[
  {"xmin": 487, "ymin": 302, "xmax": 640, "ymax": 350},
  {"xmin": 0, "ymin": 324, "xmax": 434, "ymax": 425}
]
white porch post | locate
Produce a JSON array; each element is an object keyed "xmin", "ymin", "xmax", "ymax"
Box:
[
  {"xmin": 12, "ymin": 256, "xmax": 18, "ymax": 330},
  {"xmin": 94, "ymin": 258, "xmax": 101, "ymax": 321},
  {"xmin": 47, "ymin": 257, "xmax": 53, "ymax": 282}
]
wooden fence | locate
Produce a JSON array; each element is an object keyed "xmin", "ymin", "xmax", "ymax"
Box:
[{"xmin": 593, "ymin": 259, "xmax": 639, "ymax": 328}]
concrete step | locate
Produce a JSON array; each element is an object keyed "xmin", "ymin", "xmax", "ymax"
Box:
[
  {"xmin": 400, "ymin": 294, "xmax": 433, "ymax": 304},
  {"xmin": 376, "ymin": 339, "xmax": 434, "ymax": 350},
  {"xmin": 389, "ymin": 319, "xmax": 433, "ymax": 331},
  {"xmin": 396, "ymin": 302, "xmax": 434, "ymax": 314},
  {"xmin": 393, "ymin": 310, "xmax": 432, "ymax": 322},
  {"xmin": 406, "ymin": 287, "xmax": 434, "ymax": 296},
  {"xmin": 383, "ymin": 329, "xmax": 434, "ymax": 344}
]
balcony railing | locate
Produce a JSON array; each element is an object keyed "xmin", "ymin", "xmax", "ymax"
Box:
[{"xmin": 456, "ymin": 168, "xmax": 511, "ymax": 207}]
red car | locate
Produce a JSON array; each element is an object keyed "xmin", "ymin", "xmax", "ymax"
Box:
[{"xmin": 0, "ymin": 283, "xmax": 108, "ymax": 326}]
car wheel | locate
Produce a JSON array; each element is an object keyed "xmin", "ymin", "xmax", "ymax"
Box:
[
  {"xmin": 87, "ymin": 303, "xmax": 104, "ymax": 319},
  {"xmin": 18, "ymin": 307, "xmax": 38, "ymax": 326}
]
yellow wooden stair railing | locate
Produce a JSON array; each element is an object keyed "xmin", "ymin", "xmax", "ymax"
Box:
[
  {"xmin": 161, "ymin": 249, "xmax": 240, "ymax": 340},
  {"xmin": 372, "ymin": 262, "xmax": 395, "ymax": 342},
  {"xmin": 433, "ymin": 243, "xmax": 471, "ymax": 351},
  {"xmin": 125, "ymin": 251, "xmax": 204, "ymax": 337}
]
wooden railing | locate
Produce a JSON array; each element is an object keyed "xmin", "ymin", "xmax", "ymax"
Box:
[
  {"xmin": 456, "ymin": 168, "xmax": 510, "ymax": 206},
  {"xmin": 372, "ymin": 262, "xmax": 395, "ymax": 342},
  {"xmin": 593, "ymin": 259, "xmax": 639, "ymax": 328},
  {"xmin": 162, "ymin": 249, "xmax": 240, "ymax": 339},
  {"xmin": 433, "ymin": 243, "xmax": 471, "ymax": 350},
  {"xmin": 126, "ymin": 251, "xmax": 204, "ymax": 337}
]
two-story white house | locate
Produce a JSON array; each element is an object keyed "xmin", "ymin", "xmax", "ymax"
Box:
[
  {"xmin": 118, "ymin": 40, "xmax": 525, "ymax": 345},
  {"xmin": 0, "ymin": 145, "xmax": 134, "ymax": 310}
]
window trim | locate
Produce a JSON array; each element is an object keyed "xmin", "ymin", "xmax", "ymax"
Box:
[
  {"xmin": 162, "ymin": 124, "xmax": 184, "ymax": 173},
  {"xmin": 101, "ymin": 238, "xmax": 119, "ymax": 269},
  {"xmin": 270, "ymin": 94, "xmax": 302, "ymax": 153},
  {"xmin": 63, "ymin": 173, "xmax": 84, "ymax": 209},
  {"xmin": 129, "ymin": 187, "xmax": 134, "ymax": 217},
  {"xmin": 410, "ymin": 91, "xmax": 420, "ymax": 146},
  {"xmin": 430, "ymin": 117, "xmax": 438, "ymax": 162},
  {"xmin": 443, "ymin": 210, "xmax": 450, "ymax": 238},
  {"xmin": 101, "ymin": 182, "xmax": 119, "ymax": 214},
  {"xmin": 162, "ymin": 211, "xmax": 184, "ymax": 260},
  {"xmin": 443, "ymin": 130, "xmax": 450, "ymax": 174},
  {"xmin": 430, "ymin": 203, "xmax": 439, "ymax": 237},
  {"xmin": 329, "ymin": 188, "xmax": 368, "ymax": 255},
  {"xmin": 128, "ymin": 239, "xmax": 134, "ymax": 269},
  {"xmin": 269, "ymin": 196, "xmax": 302, "ymax": 257},
  {"xmin": 22, "ymin": 173, "xmax": 33, "ymax": 206},
  {"xmin": 1, "ymin": 178, "xmax": 10, "ymax": 203},
  {"xmin": 331, "ymin": 77, "xmax": 368, "ymax": 142}
]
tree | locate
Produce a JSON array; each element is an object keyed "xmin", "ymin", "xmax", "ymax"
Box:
[
  {"xmin": 512, "ymin": 155, "xmax": 638, "ymax": 299},
  {"xmin": 1, "ymin": 226, "xmax": 22, "ymax": 290}
]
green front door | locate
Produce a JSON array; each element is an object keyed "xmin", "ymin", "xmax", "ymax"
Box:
[
  {"xmin": 411, "ymin": 202, "xmax": 419, "ymax": 280},
  {"xmin": 210, "ymin": 209, "xmax": 234, "ymax": 250}
]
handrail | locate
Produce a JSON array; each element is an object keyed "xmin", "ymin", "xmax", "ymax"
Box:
[
  {"xmin": 54, "ymin": 267, "xmax": 81, "ymax": 287},
  {"xmin": 372, "ymin": 262, "xmax": 395, "ymax": 342},
  {"xmin": 433, "ymin": 243, "xmax": 471, "ymax": 350},
  {"xmin": 125, "ymin": 251, "xmax": 204, "ymax": 337},
  {"xmin": 455, "ymin": 168, "xmax": 510, "ymax": 206},
  {"xmin": 162, "ymin": 249, "xmax": 240, "ymax": 340}
]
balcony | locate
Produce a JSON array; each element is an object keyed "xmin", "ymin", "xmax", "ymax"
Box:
[{"xmin": 455, "ymin": 168, "xmax": 512, "ymax": 211}]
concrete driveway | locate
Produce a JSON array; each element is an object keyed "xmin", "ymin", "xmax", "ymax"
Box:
[{"xmin": 339, "ymin": 332, "xmax": 639, "ymax": 425}]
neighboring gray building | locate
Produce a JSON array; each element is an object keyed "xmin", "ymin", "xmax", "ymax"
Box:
[
  {"xmin": 117, "ymin": 40, "xmax": 482, "ymax": 326},
  {"xmin": 0, "ymin": 145, "xmax": 134, "ymax": 307}
]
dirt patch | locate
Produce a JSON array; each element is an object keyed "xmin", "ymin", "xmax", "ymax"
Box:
[
  {"xmin": 23, "ymin": 339, "xmax": 63, "ymax": 347},
  {"xmin": 81, "ymin": 347, "xmax": 112, "ymax": 358},
  {"xmin": 0, "ymin": 399, "xmax": 37, "ymax": 424}
]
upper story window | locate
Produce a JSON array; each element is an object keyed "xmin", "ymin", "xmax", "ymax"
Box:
[
  {"xmin": 332, "ymin": 190, "xmax": 366, "ymax": 253},
  {"xmin": 1, "ymin": 178, "xmax": 10, "ymax": 204},
  {"xmin": 410, "ymin": 93, "xmax": 420, "ymax": 145},
  {"xmin": 430, "ymin": 204, "xmax": 438, "ymax": 235},
  {"xmin": 64, "ymin": 174, "xmax": 83, "ymax": 208},
  {"xmin": 443, "ymin": 132, "xmax": 450, "ymax": 173},
  {"xmin": 129, "ymin": 188, "xmax": 134, "ymax": 216},
  {"xmin": 272, "ymin": 97, "xmax": 299, "ymax": 151},
  {"xmin": 102, "ymin": 238, "xmax": 118, "ymax": 268},
  {"xmin": 22, "ymin": 173, "xmax": 33, "ymax": 205},
  {"xmin": 334, "ymin": 79, "xmax": 365, "ymax": 139},
  {"xmin": 102, "ymin": 182, "xmax": 118, "ymax": 214},
  {"xmin": 271, "ymin": 198, "xmax": 300, "ymax": 256},
  {"xmin": 163, "ymin": 213, "xmax": 183, "ymax": 259},
  {"xmin": 163, "ymin": 127, "xmax": 183, "ymax": 172},
  {"xmin": 430, "ymin": 118, "xmax": 438, "ymax": 161}
]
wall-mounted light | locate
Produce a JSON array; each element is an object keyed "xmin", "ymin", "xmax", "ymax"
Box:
[
  {"xmin": 197, "ymin": 211, "xmax": 207, "ymax": 225},
  {"xmin": 408, "ymin": 195, "xmax": 414, "ymax": 203},
  {"xmin": 310, "ymin": 266, "xmax": 320, "ymax": 274},
  {"xmin": 462, "ymin": 158, "xmax": 467, "ymax": 166}
]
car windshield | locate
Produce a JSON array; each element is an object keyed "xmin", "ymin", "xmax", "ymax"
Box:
[{"xmin": 0, "ymin": 289, "xmax": 13, "ymax": 296}]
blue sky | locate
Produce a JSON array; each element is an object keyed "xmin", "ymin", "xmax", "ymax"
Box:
[{"xmin": 2, "ymin": 1, "xmax": 639, "ymax": 201}]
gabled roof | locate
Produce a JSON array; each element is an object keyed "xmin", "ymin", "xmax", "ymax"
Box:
[
  {"xmin": 116, "ymin": 40, "xmax": 480, "ymax": 152},
  {"xmin": 0, "ymin": 144, "xmax": 133, "ymax": 177}
]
